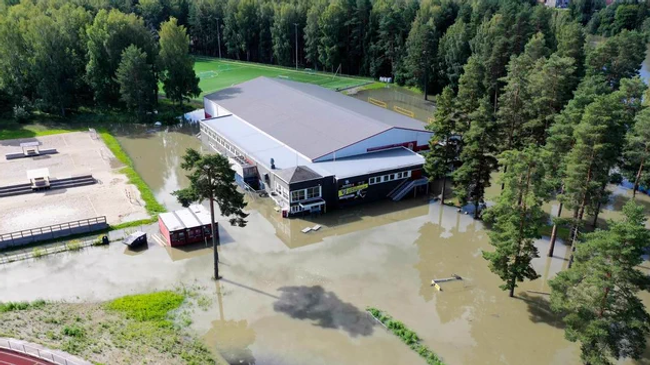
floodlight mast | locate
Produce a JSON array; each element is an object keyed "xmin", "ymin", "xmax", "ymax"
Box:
[
  {"xmin": 216, "ymin": 17, "xmax": 222, "ymax": 59},
  {"xmin": 294, "ymin": 23, "xmax": 299, "ymax": 71}
]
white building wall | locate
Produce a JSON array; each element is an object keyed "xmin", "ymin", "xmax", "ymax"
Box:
[
  {"xmin": 203, "ymin": 99, "xmax": 232, "ymax": 119},
  {"xmin": 314, "ymin": 128, "xmax": 433, "ymax": 162}
]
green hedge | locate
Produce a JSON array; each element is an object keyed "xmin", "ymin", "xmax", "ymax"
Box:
[
  {"xmin": 98, "ymin": 130, "xmax": 166, "ymax": 218},
  {"xmin": 367, "ymin": 307, "xmax": 445, "ymax": 365}
]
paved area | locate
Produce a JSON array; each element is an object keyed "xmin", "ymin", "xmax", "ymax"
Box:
[{"xmin": 0, "ymin": 132, "xmax": 149, "ymax": 233}]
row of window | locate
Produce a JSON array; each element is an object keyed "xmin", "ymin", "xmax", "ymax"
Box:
[
  {"xmin": 291, "ymin": 186, "xmax": 321, "ymax": 202},
  {"xmin": 205, "ymin": 126, "xmax": 245, "ymax": 159},
  {"xmin": 369, "ymin": 170, "xmax": 411, "ymax": 185},
  {"xmin": 275, "ymin": 182, "xmax": 289, "ymax": 200}
]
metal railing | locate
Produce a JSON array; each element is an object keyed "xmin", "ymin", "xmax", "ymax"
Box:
[
  {"xmin": 0, "ymin": 338, "xmax": 87, "ymax": 365},
  {"xmin": 0, "ymin": 217, "xmax": 107, "ymax": 247},
  {"xmin": 0, "ymin": 236, "xmax": 101, "ymax": 265}
]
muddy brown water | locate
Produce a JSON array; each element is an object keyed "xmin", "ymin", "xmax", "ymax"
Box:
[{"xmin": 3, "ymin": 125, "xmax": 650, "ymax": 364}]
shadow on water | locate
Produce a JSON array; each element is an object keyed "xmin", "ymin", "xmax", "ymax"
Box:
[
  {"xmin": 221, "ymin": 278, "xmax": 280, "ymax": 300},
  {"xmin": 517, "ymin": 292, "xmax": 565, "ymax": 330},
  {"xmin": 123, "ymin": 243, "xmax": 149, "ymax": 256},
  {"xmin": 272, "ymin": 285, "xmax": 375, "ymax": 337}
]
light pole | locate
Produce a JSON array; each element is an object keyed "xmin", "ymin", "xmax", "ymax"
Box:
[
  {"xmin": 216, "ymin": 17, "xmax": 222, "ymax": 59},
  {"xmin": 294, "ymin": 23, "xmax": 299, "ymax": 71},
  {"xmin": 422, "ymin": 49, "xmax": 428, "ymax": 101}
]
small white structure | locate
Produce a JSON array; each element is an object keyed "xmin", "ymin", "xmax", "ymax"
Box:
[
  {"xmin": 21, "ymin": 141, "xmax": 41, "ymax": 156},
  {"xmin": 26, "ymin": 168, "xmax": 50, "ymax": 190}
]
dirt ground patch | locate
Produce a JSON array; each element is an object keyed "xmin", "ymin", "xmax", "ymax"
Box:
[
  {"xmin": 0, "ymin": 132, "xmax": 149, "ymax": 233},
  {"xmin": 0, "ymin": 292, "xmax": 217, "ymax": 365}
]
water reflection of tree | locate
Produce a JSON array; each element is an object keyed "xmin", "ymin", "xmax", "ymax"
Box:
[
  {"xmin": 203, "ymin": 282, "xmax": 257, "ymax": 365},
  {"xmin": 412, "ymin": 206, "xmax": 482, "ymax": 324}
]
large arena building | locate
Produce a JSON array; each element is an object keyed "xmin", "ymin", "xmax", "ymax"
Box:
[{"xmin": 200, "ymin": 77, "xmax": 433, "ymax": 217}]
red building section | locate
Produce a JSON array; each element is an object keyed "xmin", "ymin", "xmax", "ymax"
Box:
[{"xmin": 158, "ymin": 205, "xmax": 216, "ymax": 247}]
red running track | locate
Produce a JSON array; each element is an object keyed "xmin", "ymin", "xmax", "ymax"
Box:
[{"xmin": 0, "ymin": 348, "xmax": 52, "ymax": 365}]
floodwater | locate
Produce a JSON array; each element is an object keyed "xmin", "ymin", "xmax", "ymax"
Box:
[
  {"xmin": 348, "ymin": 86, "xmax": 436, "ymax": 123},
  {"xmin": 112, "ymin": 123, "xmax": 202, "ymax": 211},
  {"xmin": 4, "ymin": 126, "xmax": 650, "ymax": 364}
]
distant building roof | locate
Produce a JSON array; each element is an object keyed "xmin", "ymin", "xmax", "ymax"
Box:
[{"xmin": 204, "ymin": 77, "xmax": 428, "ymax": 160}]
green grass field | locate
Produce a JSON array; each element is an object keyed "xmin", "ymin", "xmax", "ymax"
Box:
[{"xmin": 193, "ymin": 57, "xmax": 371, "ymax": 97}]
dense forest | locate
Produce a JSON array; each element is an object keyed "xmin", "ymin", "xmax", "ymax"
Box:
[
  {"xmin": 3, "ymin": 0, "xmax": 650, "ymax": 363},
  {"xmin": 1, "ymin": 0, "xmax": 650, "ymax": 118}
]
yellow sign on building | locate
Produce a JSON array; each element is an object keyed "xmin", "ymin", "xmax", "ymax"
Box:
[{"xmin": 338, "ymin": 183, "xmax": 369, "ymax": 198}]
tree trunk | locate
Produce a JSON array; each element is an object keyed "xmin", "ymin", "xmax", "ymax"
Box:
[
  {"xmin": 568, "ymin": 156, "xmax": 594, "ymax": 267},
  {"xmin": 474, "ymin": 200, "xmax": 480, "ymax": 219},
  {"xmin": 547, "ymin": 201, "xmax": 563, "ymax": 257},
  {"xmin": 209, "ymin": 195, "xmax": 220, "ymax": 280},
  {"xmin": 440, "ymin": 175, "xmax": 446, "ymax": 206},
  {"xmin": 568, "ymin": 206, "xmax": 580, "ymax": 268},
  {"xmin": 501, "ymin": 164, "xmax": 508, "ymax": 190},
  {"xmin": 592, "ymin": 181, "xmax": 607, "ymax": 229},
  {"xmin": 592, "ymin": 201, "xmax": 601, "ymax": 228},
  {"xmin": 633, "ymin": 153, "xmax": 646, "ymax": 200},
  {"xmin": 509, "ymin": 165, "xmax": 532, "ymax": 298}
]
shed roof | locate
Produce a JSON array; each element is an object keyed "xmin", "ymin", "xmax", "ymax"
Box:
[
  {"xmin": 204, "ymin": 77, "xmax": 428, "ymax": 160},
  {"xmin": 159, "ymin": 205, "xmax": 211, "ymax": 232}
]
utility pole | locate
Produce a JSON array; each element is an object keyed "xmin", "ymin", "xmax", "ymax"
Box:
[
  {"xmin": 216, "ymin": 17, "xmax": 222, "ymax": 59},
  {"xmin": 294, "ymin": 23, "xmax": 299, "ymax": 71},
  {"xmin": 422, "ymin": 50, "xmax": 428, "ymax": 101}
]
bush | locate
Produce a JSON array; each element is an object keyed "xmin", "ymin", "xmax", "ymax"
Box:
[
  {"xmin": 32, "ymin": 247, "xmax": 46, "ymax": 258},
  {"xmin": 367, "ymin": 307, "xmax": 445, "ymax": 365},
  {"xmin": 0, "ymin": 300, "xmax": 45, "ymax": 313},
  {"xmin": 66, "ymin": 240, "xmax": 82, "ymax": 251},
  {"xmin": 62, "ymin": 325, "xmax": 84, "ymax": 338},
  {"xmin": 92, "ymin": 236, "xmax": 109, "ymax": 246},
  {"xmin": 13, "ymin": 105, "xmax": 30, "ymax": 122},
  {"xmin": 0, "ymin": 301, "xmax": 30, "ymax": 312}
]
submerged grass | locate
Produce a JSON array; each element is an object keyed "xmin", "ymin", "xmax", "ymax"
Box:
[
  {"xmin": 99, "ymin": 130, "xmax": 166, "ymax": 219},
  {"xmin": 367, "ymin": 307, "xmax": 445, "ymax": 365}
]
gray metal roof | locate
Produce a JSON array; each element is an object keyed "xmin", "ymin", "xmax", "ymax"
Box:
[
  {"xmin": 204, "ymin": 77, "xmax": 428, "ymax": 160},
  {"xmin": 275, "ymin": 166, "xmax": 322, "ymax": 184},
  {"xmin": 203, "ymin": 115, "xmax": 312, "ymax": 170},
  {"xmin": 202, "ymin": 115, "xmax": 424, "ymax": 181},
  {"xmin": 307, "ymin": 147, "xmax": 425, "ymax": 179}
]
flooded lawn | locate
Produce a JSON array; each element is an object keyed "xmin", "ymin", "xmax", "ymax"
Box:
[
  {"xmin": 3, "ymin": 126, "xmax": 650, "ymax": 364},
  {"xmin": 348, "ymin": 86, "xmax": 436, "ymax": 123}
]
